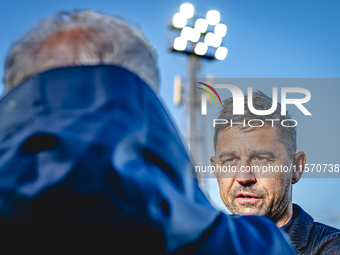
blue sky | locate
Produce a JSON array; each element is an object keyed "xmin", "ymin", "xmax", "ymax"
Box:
[{"xmin": 1, "ymin": 0, "xmax": 340, "ymax": 227}]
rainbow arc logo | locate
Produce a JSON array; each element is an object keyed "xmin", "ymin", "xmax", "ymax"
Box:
[{"xmin": 196, "ymin": 82, "xmax": 222, "ymax": 106}]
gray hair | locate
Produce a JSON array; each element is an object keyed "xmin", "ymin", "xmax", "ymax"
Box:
[
  {"xmin": 4, "ymin": 10, "xmax": 159, "ymax": 93},
  {"xmin": 214, "ymin": 91, "xmax": 296, "ymax": 158}
]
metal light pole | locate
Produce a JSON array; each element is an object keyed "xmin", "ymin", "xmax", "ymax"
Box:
[
  {"xmin": 169, "ymin": 3, "xmax": 228, "ymax": 193},
  {"xmin": 188, "ymin": 53, "xmax": 202, "ymax": 175}
]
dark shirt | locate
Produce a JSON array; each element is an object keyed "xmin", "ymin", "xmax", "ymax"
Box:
[{"xmin": 282, "ymin": 204, "xmax": 340, "ymax": 255}]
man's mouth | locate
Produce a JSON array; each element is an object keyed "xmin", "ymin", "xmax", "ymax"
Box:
[{"xmin": 236, "ymin": 193, "xmax": 262, "ymax": 203}]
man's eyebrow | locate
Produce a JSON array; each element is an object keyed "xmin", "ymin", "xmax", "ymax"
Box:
[
  {"xmin": 219, "ymin": 151, "xmax": 236, "ymax": 160},
  {"xmin": 249, "ymin": 150, "xmax": 275, "ymax": 158}
]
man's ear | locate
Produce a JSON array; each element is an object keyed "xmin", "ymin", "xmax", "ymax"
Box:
[
  {"xmin": 292, "ymin": 151, "xmax": 306, "ymax": 184},
  {"xmin": 210, "ymin": 156, "xmax": 217, "ymax": 178}
]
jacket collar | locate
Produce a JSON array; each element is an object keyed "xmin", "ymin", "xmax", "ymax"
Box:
[{"xmin": 286, "ymin": 204, "xmax": 314, "ymax": 250}]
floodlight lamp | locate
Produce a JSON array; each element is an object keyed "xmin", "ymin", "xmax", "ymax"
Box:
[
  {"xmin": 190, "ymin": 29, "xmax": 201, "ymax": 42},
  {"xmin": 173, "ymin": 13, "xmax": 187, "ymax": 28},
  {"xmin": 204, "ymin": 32, "xmax": 222, "ymax": 48},
  {"xmin": 194, "ymin": 42, "xmax": 208, "ymax": 55},
  {"xmin": 181, "ymin": 27, "xmax": 193, "ymax": 40},
  {"xmin": 212, "ymin": 35, "xmax": 222, "ymax": 48},
  {"xmin": 214, "ymin": 24, "xmax": 227, "ymax": 37},
  {"xmin": 215, "ymin": 46, "xmax": 228, "ymax": 60},
  {"xmin": 206, "ymin": 10, "xmax": 220, "ymax": 25},
  {"xmin": 174, "ymin": 37, "xmax": 187, "ymax": 51},
  {"xmin": 195, "ymin": 18, "xmax": 208, "ymax": 33},
  {"xmin": 180, "ymin": 3, "xmax": 194, "ymax": 18},
  {"xmin": 204, "ymin": 32, "xmax": 215, "ymax": 46}
]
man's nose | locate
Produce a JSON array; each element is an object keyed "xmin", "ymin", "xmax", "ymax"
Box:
[{"xmin": 236, "ymin": 162, "xmax": 257, "ymax": 186}]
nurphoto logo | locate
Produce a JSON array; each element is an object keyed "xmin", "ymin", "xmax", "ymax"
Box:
[{"xmin": 197, "ymin": 83, "xmax": 312, "ymax": 128}]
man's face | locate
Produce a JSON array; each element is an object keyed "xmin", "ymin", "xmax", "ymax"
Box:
[{"xmin": 211, "ymin": 125, "xmax": 295, "ymax": 221}]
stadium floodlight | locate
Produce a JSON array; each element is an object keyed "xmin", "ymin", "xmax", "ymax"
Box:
[
  {"xmin": 215, "ymin": 46, "xmax": 228, "ymax": 60},
  {"xmin": 170, "ymin": 5, "xmax": 229, "ymax": 194},
  {"xmin": 195, "ymin": 18, "xmax": 208, "ymax": 33},
  {"xmin": 206, "ymin": 10, "xmax": 220, "ymax": 25},
  {"xmin": 212, "ymin": 35, "xmax": 222, "ymax": 48},
  {"xmin": 174, "ymin": 37, "xmax": 187, "ymax": 51},
  {"xmin": 190, "ymin": 29, "xmax": 201, "ymax": 42},
  {"xmin": 170, "ymin": 5, "xmax": 228, "ymax": 61},
  {"xmin": 180, "ymin": 3, "xmax": 194, "ymax": 18},
  {"xmin": 173, "ymin": 13, "xmax": 187, "ymax": 28},
  {"xmin": 181, "ymin": 27, "xmax": 193, "ymax": 40},
  {"xmin": 194, "ymin": 42, "xmax": 208, "ymax": 55},
  {"xmin": 181, "ymin": 27, "xmax": 201, "ymax": 42},
  {"xmin": 204, "ymin": 32, "xmax": 215, "ymax": 46},
  {"xmin": 214, "ymin": 23, "xmax": 227, "ymax": 37},
  {"xmin": 204, "ymin": 32, "xmax": 222, "ymax": 48}
]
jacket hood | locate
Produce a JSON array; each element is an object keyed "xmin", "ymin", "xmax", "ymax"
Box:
[{"xmin": 0, "ymin": 65, "xmax": 219, "ymax": 252}]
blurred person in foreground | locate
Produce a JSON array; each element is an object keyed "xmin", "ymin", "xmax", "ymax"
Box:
[
  {"xmin": 211, "ymin": 91, "xmax": 340, "ymax": 254},
  {"xmin": 0, "ymin": 10, "xmax": 295, "ymax": 254}
]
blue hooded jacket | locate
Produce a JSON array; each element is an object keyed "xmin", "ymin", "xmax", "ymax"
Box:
[{"xmin": 0, "ymin": 65, "xmax": 295, "ymax": 254}]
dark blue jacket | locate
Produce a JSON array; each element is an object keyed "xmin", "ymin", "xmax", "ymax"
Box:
[
  {"xmin": 284, "ymin": 204, "xmax": 340, "ymax": 254},
  {"xmin": 0, "ymin": 65, "xmax": 295, "ymax": 254}
]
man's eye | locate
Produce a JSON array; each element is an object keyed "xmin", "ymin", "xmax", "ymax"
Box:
[
  {"xmin": 222, "ymin": 158, "xmax": 238, "ymax": 165},
  {"xmin": 252, "ymin": 157, "xmax": 268, "ymax": 163}
]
